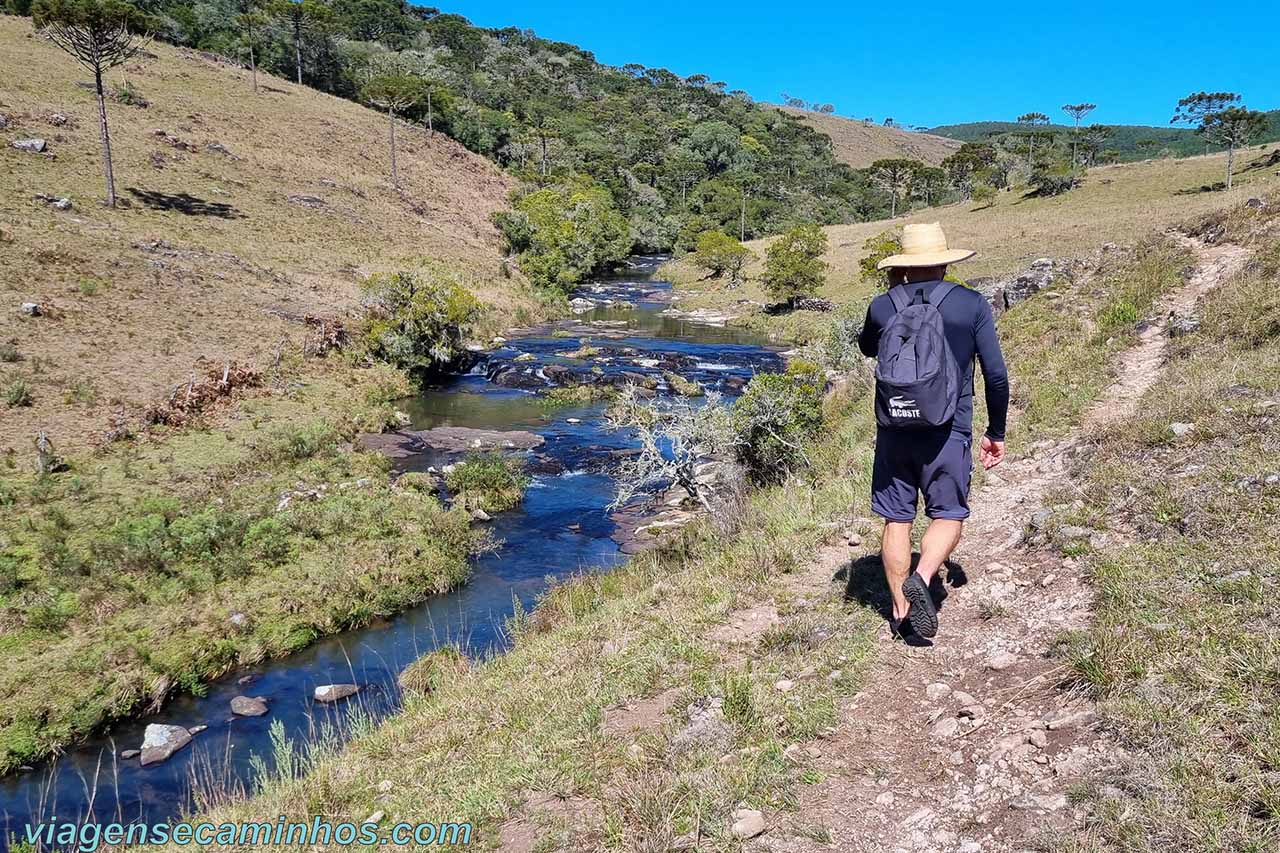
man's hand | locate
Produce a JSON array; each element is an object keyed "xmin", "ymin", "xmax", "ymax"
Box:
[{"xmin": 980, "ymin": 435, "xmax": 1005, "ymax": 470}]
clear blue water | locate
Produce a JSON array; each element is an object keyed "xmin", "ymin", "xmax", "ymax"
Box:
[{"xmin": 0, "ymin": 258, "xmax": 782, "ymax": 844}]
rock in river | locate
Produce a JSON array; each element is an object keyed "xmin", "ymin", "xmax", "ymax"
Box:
[
  {"xmin": 358, "ymin": 427, "xmax": 544, "ymax": 458},
  {"xmin": 139, "ymin": 724, "xmax": 192, "ymax": 766},
  {"xmin": 314, "ymin": 683, "xmax": 360, "ymax": 703},
  {"xmin": 231, "ymin": 695, "xmax": 269, "ymax": 716}
]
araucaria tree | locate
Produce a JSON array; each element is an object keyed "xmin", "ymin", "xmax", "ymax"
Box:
[
  {"xmin": 761, "ymin": 223, "xmax": 828, "ymax": 307},
  {"xmin": 235, "ymin": 0, "xmax": 266, "ymax": 94},
  {"xmin": 360, "ymin": 72, "xmax": 425, "ymax": 189},
  {"xmin": 33, "ymin": 0, "xmax": 148, "ymax": 208},
  {"xmin": 870, "ymin": 158, "xmax": 918, "ymax": 217},
  {"xmin": 1061, "ymin": 102, "xmax": 1097, "ymax": 176},
  {"xmin": 268, "ymin": 0, "xmax": 332, "ymax": 85},
  {"xmin": 1016, "ymin": 111, "xmax": 1050, "ymax": 168},
  {"xmin": 1172, "ymin": 92, "xmax": 1266, "ymax": 189}
]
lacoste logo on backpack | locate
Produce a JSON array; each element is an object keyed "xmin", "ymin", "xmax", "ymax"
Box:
[
  {"xmin": 874, "ymin": 283, "xmax": 962, "ymax": 430},
  {"xmin": 888, "ymin": 396, "xmax": 921, "ymax": 418}
]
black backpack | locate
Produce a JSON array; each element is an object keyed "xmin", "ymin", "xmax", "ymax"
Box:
[{"xmin": 873, "ymin": 283, "xmax": 961, "ymax": 430}]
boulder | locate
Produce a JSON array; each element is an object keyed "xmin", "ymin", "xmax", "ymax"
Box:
[
  {"xmin": 34, "ymin": 193, "xmax": 72, "ymax": 210},
  {"xmin": 1245, "ymin": 197, "xmax": 1267, "ymax": 210},
  {"xmin": 314, "ymin": 683, "xmax": 360, "ymax": 703},
  {"xmin": 973, "ymin": 258, "xmax": 1057, "ymax": 315},
  {"xmin": 139, "ymin": 724, "xmax": 193, "ymax": 766},
  {"xmin": 12, "ymin": 138, "xmax": 47, "ymax": 154},
  {"xmin": 230, "ymin": 695, "xmax": 269, "ymax": 716},
  {"xmin": 569, "ymin": 297, "xmax": 596, "ymax": 313}
]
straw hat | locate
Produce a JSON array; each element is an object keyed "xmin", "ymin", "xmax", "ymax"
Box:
[{"xmin": 876, "ymin": 222, "xmax": 976, "ymax": 269}]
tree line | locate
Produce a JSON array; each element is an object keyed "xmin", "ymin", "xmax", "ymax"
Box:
[{"xmin": 13, "ymin": 0, "xmax": 965, "ymax": 280}]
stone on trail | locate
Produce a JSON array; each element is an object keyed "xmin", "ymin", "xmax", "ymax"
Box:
[
  {"xmin": 139, "ymin": 724, "xmax": 193, "ymax": 766},
  {"xmin": 926, "ymin": 682, "xmax": 951, "ymax": 701},
  {"xmin": 230, "ymin": 695, "xmax": 269, "ymax": 716},
  {"xmin": 12, "ymin": 138, "xmax": 47, "ymax": 153},
  {"xmin": 314, "ymin": 683, "xmax": 360, "ymax": 703},
  {"xmin": 930, "ymin": 717, "xmax": 960, "ymax": 738},
  {"xmin": 20, "ymin": 302, "xmax": 42, "ymax": 317},
  {"xmin": 730, "ymin": 808, "xmax": 766, "ymax": 839},
  {"xmin": 985, "ymin": 651, "xmax": 1019, "ymax": 671}
]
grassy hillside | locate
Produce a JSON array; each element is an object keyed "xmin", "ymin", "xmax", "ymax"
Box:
[
  {"xmin": 666, "ymin": 141, "xmax": 1280, "ymax": 339},
  {"xmin": 931, "ymin": 112, "xmax": 1280, "ymax": 161},
  {"xmin": 775, "ymin": 106, "xmax": 960, "ymax": 167},
  {"xmin": 0, "ymin": 13, "xmax": 532, "ymax": 457}
]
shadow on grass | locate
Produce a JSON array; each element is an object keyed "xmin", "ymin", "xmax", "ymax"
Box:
[
  {"xmin": 127, "ymin": 188, "xmax": 244, "ymax": 218},
  {"xmin": 1175, "ymin": 182, "xmax": 1228, "ymax": 196}
]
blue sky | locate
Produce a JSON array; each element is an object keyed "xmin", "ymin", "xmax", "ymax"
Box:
[{"xmin": 433, "ymin": 1, "xmax": 1280, "ymax": 128}]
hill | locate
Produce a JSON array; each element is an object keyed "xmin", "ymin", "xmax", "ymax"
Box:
[
  {"xmin": 0, "ymin": 13, "xmax": 527, "ymax": 457},
  {"xmin": 777, "ymin": 105, "xmax": 961, "ymax": 167},
  {"xmin": 1, "ymin": 3, "xmax": 911, "ymax": 246},
  {"xmin": 664, "ymin": 141, "xmax": 1280, "ymax": 337},
  {"xmin": 930, "ymin": 112, "xmax": 1280, "ymax": 161}
]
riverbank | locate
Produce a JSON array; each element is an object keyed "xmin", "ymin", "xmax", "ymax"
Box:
[{"xmin": 0, "ymin": 257, "xmax": 790, "ymax": 833}]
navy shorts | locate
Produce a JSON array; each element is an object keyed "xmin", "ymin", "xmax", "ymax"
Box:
[{"xmin": 871, "ymin": 428, "xmax": 972, "ymax": 522}]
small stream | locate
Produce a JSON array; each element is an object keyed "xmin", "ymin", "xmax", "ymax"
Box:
[{"xmin": 0, "ymin": 258, "xmax": 783, "ymax": 842}]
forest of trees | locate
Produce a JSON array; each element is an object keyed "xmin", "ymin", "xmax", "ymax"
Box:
[{"xmin": 9, "ymin": 0, "xmax": 926, "ymax": 265}]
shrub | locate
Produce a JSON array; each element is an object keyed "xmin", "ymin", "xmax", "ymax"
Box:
[
  {"xmin": 692, "ymin": 230, "xmax": 754, "ymax": 286},
  {"xmin": 0, "ymin": 344, "xmax": 19, "ymax": 363},
  {"xmin": 259, "ymin": 420, "xmax": 338, "ymax": 462},
  {"xmin": 358, "ymin": 266, "xmax": 484, "ymax": 380},
  {"xmin": 110, "ymin": 79, "xmax": 149, "ymax": 107},
  {"xmin": 821, "ymin": 304, "xmax": 866, "ymax": 373},
  {"xmin": 494, "ymin": 176, "xmax": 631, "ymax": 291},
  {"xmin": 445, "ymin": 452, "xmax": 529, "ymax": 513},
  {"xmin": 243, "ymin": 517, "xmax": 293, "ymax": 565},
  {"xmin": 5, "ymin": 380, "xmax": 33, "ymax": 408},
  {"xmin": 858, "ymin": 229, "xmax": 901, "ymax": 283},
  {"xmin": 731, "ymin": 360, "xmax": 825, "ymax": 483},
  {"xmin": 762, "ymin": 223, "xmax": 828, "ymax": 306}
]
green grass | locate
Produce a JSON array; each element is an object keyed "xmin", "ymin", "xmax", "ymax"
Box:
[
  {"xmin": 0, "ymin": 365, "xmax": 485, "ymax": 774},
  {"xmin": 1062, "ymin": 194, "xmax": 1280, "ymax": 848},
  {"xmin": 444, "ymin": 452, "xmax": 531, "ymax": 513}
]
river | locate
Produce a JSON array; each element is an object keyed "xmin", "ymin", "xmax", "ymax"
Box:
[{"xmin": 0, "ymin": 257, "xmax": 783, "ymax": 843}]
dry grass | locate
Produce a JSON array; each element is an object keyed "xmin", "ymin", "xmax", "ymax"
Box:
[
  {"xmin": 1063, "ymin": 194, "xmax": 1280, "ymax": 847},
  {"xmin": 668, "ymin": 142, "xmax": 1280, "ymax": 342},
  {"xmin": 0, "ymin": 14, "xmax": 541, "ymax": 459},
  {"xmin": 775, "ymin": 106, "xmax": 960, "ymax": 168}
]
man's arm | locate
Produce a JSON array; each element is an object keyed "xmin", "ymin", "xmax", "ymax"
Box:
[
  {"xmin": 858, "ymin": 302, "xmax": 881, "ymax": 357},
  {"xmin": 974, "ymin": 299, "xmax": 1009, "ymax": 442}
]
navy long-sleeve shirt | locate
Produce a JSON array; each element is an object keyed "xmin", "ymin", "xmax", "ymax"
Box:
[{"xmin": 858, "ymin": 280, "xmax": 1010, "ymax": 441}]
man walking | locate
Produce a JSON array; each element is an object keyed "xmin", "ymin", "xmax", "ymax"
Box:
[{"xmin": 858, "ymin": 223, "xmax": 1009, "ymax": 639}]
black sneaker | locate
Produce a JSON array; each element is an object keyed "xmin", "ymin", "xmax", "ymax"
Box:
[{"xmin": 901, "ymin": 572, "xmax": 938, "ymax": 638}]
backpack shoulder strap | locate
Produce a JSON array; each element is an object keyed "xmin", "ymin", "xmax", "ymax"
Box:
[
  {"xmin": 928, "ymin": 281, "xmax": 960, "ymax": 307},
  {"xmin": 886, "ymin": 286, "xmax": 912, "ymax": 314}
]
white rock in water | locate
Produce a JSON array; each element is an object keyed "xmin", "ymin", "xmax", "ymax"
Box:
[
  {"xmin": 139, "ymin": 724, "xmax": 193, "ymax": 766},
  {"xmin": 230, "ymin": 695, "xmax": 269, "ymax": 716},
  {"xmin": 314, "ymin": 683, "xmax": 360, "ymax": 703}
]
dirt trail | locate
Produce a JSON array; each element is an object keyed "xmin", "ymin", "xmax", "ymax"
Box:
[{"xmin": 752, "ymin": 236, "xmax": 1250, "ymax": 853}]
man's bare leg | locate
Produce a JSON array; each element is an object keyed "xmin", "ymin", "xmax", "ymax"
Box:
[
  {"xmin": 914, "ymin": 518, "xmax": 964, "ymax": 584},
  {"xmin": 881, "ymin": 521, "xmax": 913, "ymax": 621}
]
